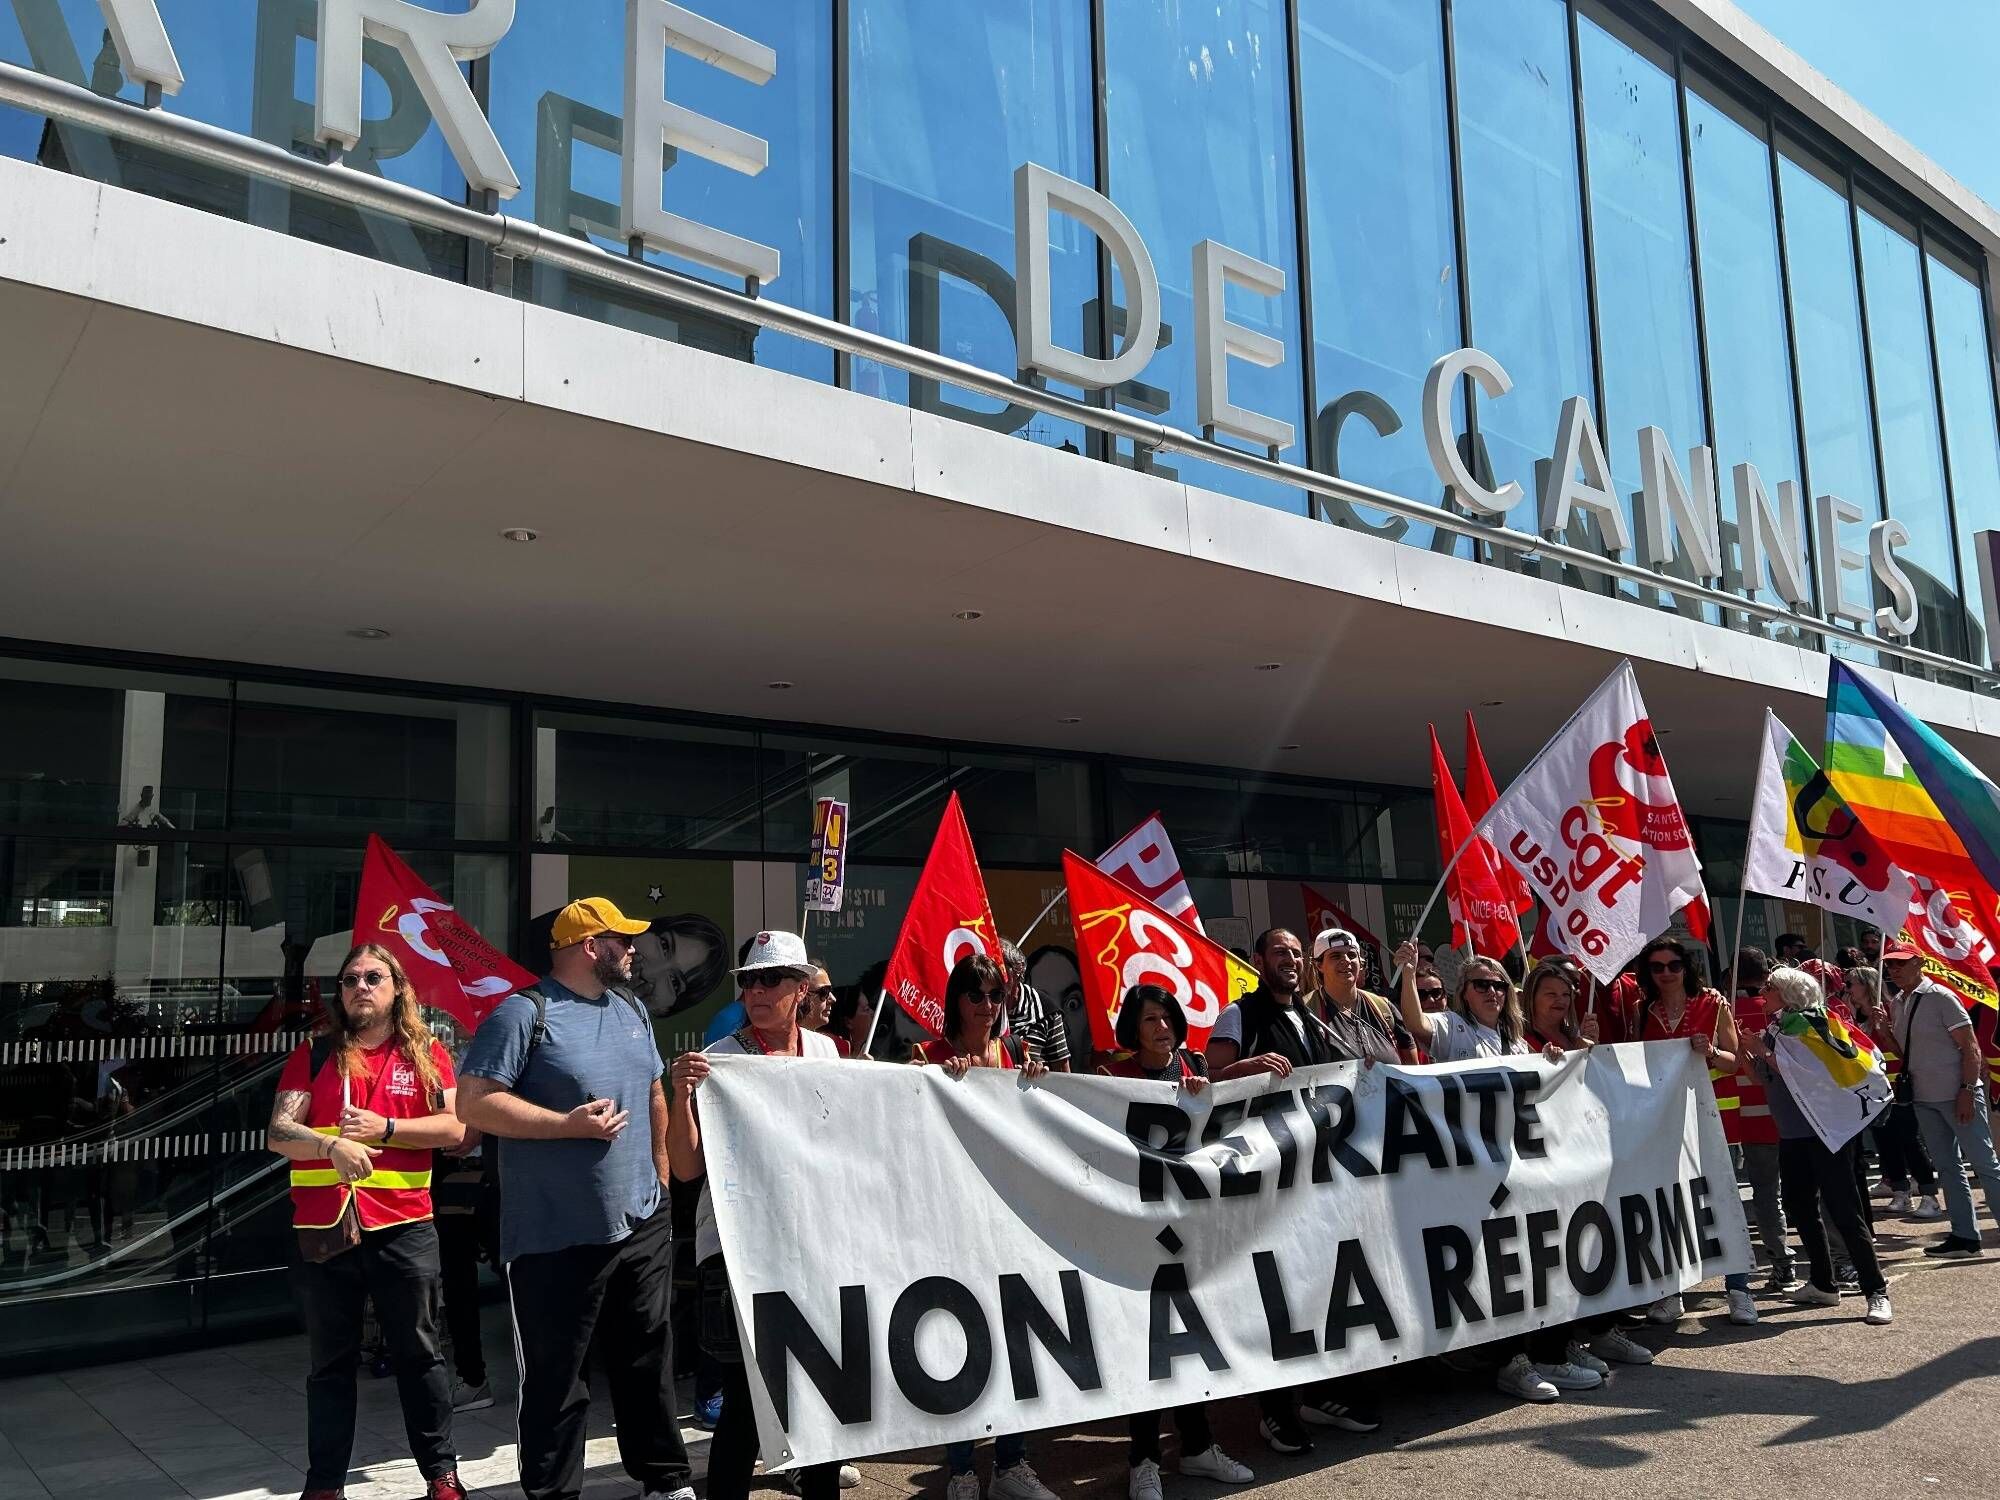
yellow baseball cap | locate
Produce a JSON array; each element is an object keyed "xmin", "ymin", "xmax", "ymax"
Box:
[{"xmin": 551, "ymin": 897, "xmax": 649, "ymax": 948}]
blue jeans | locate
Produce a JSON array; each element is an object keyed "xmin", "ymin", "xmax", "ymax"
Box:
[
  {"xmin": 1914, "ymin": 1097, "xmax": 2000, "ymax": 1242},
  {"xmin": 1723, "ymin": 1142, "xmax": 1789, "ymax": 1292},
  {"xmin": 946, "ymin": 1434, "xmax": 1027, "ymax": 1477}
]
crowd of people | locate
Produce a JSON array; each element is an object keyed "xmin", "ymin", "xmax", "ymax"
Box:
[{"xmin": 266, "ymin": 902, "xmax": 2000, "ymax": 1500}]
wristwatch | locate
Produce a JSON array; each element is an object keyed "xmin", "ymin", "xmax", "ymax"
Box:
[{"xmin": 383, "ymin": 1117, "xmax": 397, "ymax": 1143}]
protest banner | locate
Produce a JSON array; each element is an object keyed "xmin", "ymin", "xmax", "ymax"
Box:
[
  {"xmin": 699, "ymin": 1042, "xmax": 1749, "ymax": 1467},
  {"xmin": 805, "ymin": 797, "xmax": 850, "ymax": 912}
]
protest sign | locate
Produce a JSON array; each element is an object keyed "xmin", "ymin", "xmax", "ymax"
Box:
[{"xmin": 699, "ymin": 1042, "xmax": 1749, "ymax": 1467}]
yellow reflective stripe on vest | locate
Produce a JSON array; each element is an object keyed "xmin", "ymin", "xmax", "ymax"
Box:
[
  {"xmin": 1713, "ymin": 1096, "xmax": 1740, "ymax": 1110},
  {"xmin": 289, "ymin": 1167, "xmax": 434, "ymax": 1189}
]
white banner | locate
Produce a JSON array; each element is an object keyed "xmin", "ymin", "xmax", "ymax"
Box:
[{"xmin": 700, "ymin": 1043, "xmax": 1749, "ymax": 1468}]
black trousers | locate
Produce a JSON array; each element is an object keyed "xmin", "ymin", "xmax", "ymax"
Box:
[
  {"xmin": 1779, "ymin": 1135, "xmax": 1887, "ymax": 1297},
  {"xmin": 295, "ymin": 1218, "xmax": 455, "ymax": 1489},
  {"xmin": 1876, "ymin": 1102, "xmax": 1938, "ymax": 1191},
  {"xmin": 507, "ymin": 1205, "xmax": 691, "ymax": 1500},
  {"xmin": 1129, "ymin": 1405, "xmax": 1212, "ymax": 1465},
  {"xmin": 435, "ymin": 1206, "xmax": 486, "ymax": 1387}
]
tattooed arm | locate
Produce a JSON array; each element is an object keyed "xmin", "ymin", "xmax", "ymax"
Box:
[{"xmin": 269, "ymin": 1087, "xmax": 379, "ymax": 1183}]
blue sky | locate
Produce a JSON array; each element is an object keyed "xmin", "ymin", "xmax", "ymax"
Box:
[{"xmin": 1740, "ymin": 0, "xmax": 2000, "ymax": 209}]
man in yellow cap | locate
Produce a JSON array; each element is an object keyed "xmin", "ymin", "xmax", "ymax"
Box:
[{"xmin": 458, "ymin": 899, "xmax": 693, "ymax": 1500}]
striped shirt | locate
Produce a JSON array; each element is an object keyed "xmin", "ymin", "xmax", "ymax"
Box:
[{"xmin": 1007, "ymin": 981, "xmax": 1072, "ymax": 1067}]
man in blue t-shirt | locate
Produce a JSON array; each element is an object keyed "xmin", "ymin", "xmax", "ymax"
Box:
[{"xmin": 458, "ymin": 898, "xmax": 692, "ymax": 1500}]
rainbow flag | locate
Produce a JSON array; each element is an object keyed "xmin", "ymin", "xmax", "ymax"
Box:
[{"xmin": 1770, "ymin": 1005, "xmax": 1890, "ymax": 1152}]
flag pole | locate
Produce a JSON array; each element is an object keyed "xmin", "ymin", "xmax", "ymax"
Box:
[
  {"xmin": 1013, "ymin": 889, "xmax": 1066, "ymax": 950},
  {"xmin": 1404, "ymin": 820, "xmax": 1486, "ymax": 950},
  {"xmin": 1725, "ymin": 890, "xmax": 1749, "ymax": 1007},
  {"xmin": 1730, "ymin": 710, "xmax": 1778, "ymax": 1007},
  {"xmin": 859, "ymin": 985, "xmax": 891, "ymax": 1058}
]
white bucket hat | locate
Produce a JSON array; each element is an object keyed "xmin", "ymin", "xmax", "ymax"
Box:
[{"xmin": 733, "ymin": 930, "xmax": 811, "ymax": 973}]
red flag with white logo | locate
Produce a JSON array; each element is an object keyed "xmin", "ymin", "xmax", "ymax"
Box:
[
  {"xmin": 1430, "ymin": 726, "xmax": 1522, "ymax": 959},
  {"xmin": 880, "ymin": 793, "xmax": 1002, "ymax": 1036},
  {"xmin": 1464, "ymin": 711, "xmax": 1536, "ymax": 919},
  {"xmin": 351, "ymin": 834, "xmax": 537, "ymax": 1030}
]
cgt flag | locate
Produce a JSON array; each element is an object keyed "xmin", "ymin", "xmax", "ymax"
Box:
[
  {"xmin": 880, "ymin": 793, "xmax": 1002, "ymax": 1035},
  {"xmin": 1065, "ymin": 853, "xmax": 1255, "ymax": 1051},
  {"xmin": 352, "ymin": 834, "xmax": 536, "ymax": 1031},
  {"xmin": 1481, "ymin": 662, "xmax": 1706, "ymax": 984},
  {"xmin": 1430, "ymin": 725, "xmax": 1521, "ymax": 959}
]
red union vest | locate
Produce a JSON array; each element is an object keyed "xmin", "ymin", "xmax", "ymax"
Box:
[
  {"xmin": 283, "ymin": 1037, "xmax": 451, "ymax": 1231},
  {"xmin": 1725, "ymin": 993, "xmax": 1776, "ymax": 1146}
]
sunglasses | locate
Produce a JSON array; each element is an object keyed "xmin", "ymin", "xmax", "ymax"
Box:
[
  {"xmin": 1465, "ymin": 977, "xmax": 1508, "ymax": 995},
  {"xmin": 1648, "ymin": 959, "xmax": 1685, "ymax": 974},
  {"xmin": 339, "ymin": 970, "xmax": 390, "ymax": 990},
  {"xmin": 742, "ymin": 971, "xmax": 802, "ymax": 991},
  {"xmin": 811, "ymin": 985, "xmax": 836, "ymax": 1000},
  {"xmin": 1416, "ymin": 985, "xmax": 1446, "ymax": 1001},
  {"xmin": 971, "ymin": 987, "xmax": 1005, "ymax": 1003}
]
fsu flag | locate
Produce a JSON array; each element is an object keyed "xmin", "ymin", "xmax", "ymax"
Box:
[
  {"xmin": 1096, "ymin": 813, "xmax": 1203, "ymax": 931},
  {"xmin": 880, "ymin": 793, "xmax": 1002, "ymax": 1035},
  {"xmin": 1481, "ymin": 662, "xmax": 1707, "ymax": 984},
  {"xmin": 352, "ymin": 834, "xmax": 537, "ymax": 1030},
  {"xmin": 1770, "ymin": 1006, "xmax": 1892, "ymax": 1152},
  {"xmin": 1430, "ymin": 725, "xmax": 1522, "ymax": 959},
  {"xmin": 1065, "ymin": 852, "xmax": 1255, "ymax": 1051},
  {"xmin": 1463, "ymin": 712, "xmax": 1535, "ymax": 919}
]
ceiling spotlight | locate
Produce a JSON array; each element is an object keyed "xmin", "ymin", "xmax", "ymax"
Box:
[
  {"xmin": 500, "ymin": 527, "xmax": 540, "ymax": 543},
  {"xmin": 953, "ymin": 609, "xmax": 984, "ymax": 622},
  {"xmin": 767, "ymin": 680, "xmax": 794, "ymax": 691},
  {"xmin": 1280, "ymin": 743, "xmax": 1301, "ymax": 751},
  {"xmin": 1481, "ymin": 699, "xmax": 1504, "ymax": 707},
  {"xmin": 346, "ymin": 627, "xmax": 391, "ymax": 640},
  {"xmin": 1057, "ymin": 716, "xmax": 1082, "ymax": 725},
  {"xmin": 1254, "ymin": 662, "xmax": 1283, "ymax": 672}
]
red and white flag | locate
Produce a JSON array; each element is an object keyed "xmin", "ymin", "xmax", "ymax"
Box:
[
  {"xmin": 880, "ymin": 793, "xmax": 1003, "ymax": 1036},
  {"xmin": 352, "ymin": 834, "xmax": 537, "ymax": 1030},
  {"xmin": 1430, "ymin": 726, "xmax": 1522, "ymax": 959},
  {"xmin": 1096, "ymin": 813, "xmax": 1203, "ymax": 931},
  {"xmin": 1464, "ymin": 711, "xmax": 1536, "ymax": 919},
  {"xmin": 1480, "ymin": 663, "xmax": 1707, "ymax": 984}
]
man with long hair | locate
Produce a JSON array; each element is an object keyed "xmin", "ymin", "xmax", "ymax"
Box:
[{"xmin": 266, "ymin": 943, "xmax": 469, "ymax": 1500}]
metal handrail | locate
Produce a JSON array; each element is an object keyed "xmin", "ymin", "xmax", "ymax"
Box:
[{"xmin": 1, "ymin": 60, "xmax": 1993, "ymax": 687}]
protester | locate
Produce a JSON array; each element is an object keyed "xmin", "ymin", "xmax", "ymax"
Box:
[
  {"xmin": 1740, "ymin": 967, "xmax": 1892, "ymax": 1324},
  {"xmin": 1852, "ymin": 965, "xmax": 1941, "ymax": 1216},
  {"xmin": 265, "ymin": 944, "xmax": 468, "ymax": 1500},
  {"xmin": 826, "ymin": 985, "xmax": 876, "ymax": 1059},
  {"xmin": 1719, "ymin": 948, "xmax": 1796, "ymax": 1321},
  {"xmin": 1101, "ymin": 986, "xmax": 1255, "ymax": 1498},
  {"xmin": 1000, "ymin": 939, "xmax": 1073, "ymax": 1071},
  {"xmin": 666, "ymin": 932, "xmax": 852, "ymax": 1500},
  {"xmin": 1884, "ymin": 942, "xmax": 2000, "ymax": 1258},
  {"xmin": 1414, "ymin": 965, "xmax": 1447, "ymax": 1013},
  {"xmin": 456, "ymin": 898, "xmax": 693, "ymax": 1500},
  {"xmin": 1775, "ymin": 933, "xmax": 1810, "ymax": 965},
  {"xmin": 799, "ymin": 964, "xmax": 843, "ymax": 1052},
  {"xmin": 432, "ymin": 1116, "xmax": 494, "ymax": 1413}
]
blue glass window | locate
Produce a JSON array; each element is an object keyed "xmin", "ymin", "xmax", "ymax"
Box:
[
  {"xmin": 1296, "ymin": 0, "xmax": 1460, "ymax": 548},
  {"xmin": 847, "ymin": 0, "xmax": 1093, "ymax": 449},
  {"xmin": 1927, "ymin": 246, "xmax": 2000, "ymax": 669},
  {"xmin": 1102, "ymin": 0, "xmax": 1307, "ymax": 512},
  {"xmin": 1857, "ymin": 196, "xmax": 1963, "ymax": 662},
  {"xmin": 488, "ymin": 0, "xmax": 833, "ymax": 382}
]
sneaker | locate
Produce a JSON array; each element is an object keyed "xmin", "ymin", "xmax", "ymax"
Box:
[
  {"xmin": 1789, "ymin": 1284, "xmax": 1841, "ymax": 1306},
  {"xmin": 1591, "ymin": 1329, "xmax": 1655, "ymax": 1365},
  {"xmin": 991, "ymin": 1461, "xmax": 1058, "ymax": 1500},
  {"xmin": 1913, "ymin": 1194, "xmax": 1947, "ymax": 1220},
  {"xmin": 1868, "ymin": 1179, "xmax": 1895, "ymax": 1199},
  {"xmin": 299, "ymin": 1490, "xmax": 345, "ymax": 1500},
  {"xmin": 1923, "ymin": 1234, "xmax": 1983, "ymax": 1259},
  {"xmin": 449, "ymin": 1380, "xmax": 492, "ymax": 1412},
  {"xmin": 1128, "ymin": 1459, "xmax": 1164, "ymax": 1500},
  {"xmin": 1834, "ymin": 1262, "xmax": 1859, "ymax": 1287},
  {"xmin": 1726, "ymin": 1288, "xmax": 1759, "ymax": 1326},
  {"xmin": 425, "ymin": 1476, "xmax": 468, "ymax": 1500},
  {"xmin": 1565, "ymin": 1341, "xmax": 1611, "ymax": 1377},
  {"xmin": 839, "ymin": 1465, "xmax": 860, "ymax": 1489},
  {"xmin": 946, "ymin": 1474, "xmax": 981, "ymax": 1500},
  {"xmin": 1496, "ymin": 1353, "xmax": 1559, "ymax": 1403},
  {"xmin": 1298, "ymin": 1395, "xmax": 1381, "ymax": 1432},
  {"xmin": 1180, "ymin": 1445, "xmax": 1254, "ymax": 1484},
  {"xmin": 1532, "ymin": 1360, "xmax": 1603, "ymax": 1392},
  {"xmin": 1258, "ymin": 1417, "xmax": 1313, "ymax": 1455},
  {"xmin": 1887, "ymin": 1190, "xmax": 1911, "ymax": 1214},
  {"xmin": 1864, "ymin": 1294, "xmax": 1894, "ymax": 1325},
  {"xmin": 640, "ymin": 1489, "xmax": 695, "ymax": 1500},
  {"xmin": 1645, "ymin": 1293, "xmax": 1683, "ymax": 1324},
  {"xmin": 1761, "ymin": 1273, "xmax": 1803, "ymax": 1296},
  {"xmin": 695, "ymin": 1393, "xmax": 723, "ymax": 1430}
]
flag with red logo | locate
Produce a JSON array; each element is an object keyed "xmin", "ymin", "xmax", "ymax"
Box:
[
  {"xmin": 1065, "ymin": 853, "xmax": 1256, "ymax": 1051},
  {"xmin": 1430, "ymin": 725, "xmax": 1522, "ymax": 959},
  {"xmin": 1464, "ymin": 711, "xmax": 1536, "ymax": 919},
  {"xmin": 1479, "ymin": 662, "xmax": 1708, "ymax": 983},
  {"xmin": 1901, "ymin": 868, "xmax": 2000, "ymax": 1011},
  {"xmin": 880, "ymin": 793, "xmax": 1003, "ymax": 1036},
  {"xmin": 1096, "ymin": 813, "xmax": 1204, "ymax": 931},
  {"xmin": 352, "ymin": 834, "xmax": 537, "ymax": 1030}
]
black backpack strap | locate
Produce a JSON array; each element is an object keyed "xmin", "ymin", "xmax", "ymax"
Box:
[
  {"xmin": 524, "ymin": 988, "xmax": 550, "ymax": 1057},
  {"xmin": 307, "ymin": 1037, "xmax": 335, "ymax": 1080}
]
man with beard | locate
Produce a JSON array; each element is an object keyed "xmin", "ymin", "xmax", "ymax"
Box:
[{"xmin": 458, "ymin": 899, "xmax": 693, "ymax": 1500}]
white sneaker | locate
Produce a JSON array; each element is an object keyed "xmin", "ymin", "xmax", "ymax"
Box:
[
  {"xmin": 1645, "ymin": 1293, "xmax": 1683, "ymax": 1324},
  {"xmin": 839, "ymin": 1465, "xmax": 860, "ymax": 1489},
  {"xmin": 1565, "ymin": 1340, "xmax": 1611, "ymax": 1377},
  {"xmin": 1590, "ymin": 1328, "xmax": 1654, "ymax": 1365},
  {"xmin": 1790, "ymin": 1284, "xmax": 1841, "ymax": 1307},
  {"xmin": 1533, "ymin": 1359, "xmax": 1603, "ymax": 1392},
  {"xmin": 1865, "ymin": 1294, "xmax": 1894, "ymax": 1326},
  {"xmin": 1726, "ymin": 1288, "xmax": 1759, "ymax": 1326},
  {"xmin": 1180, "ymin": 1445, "xmax": 1254, "ymax": 1484},
  {"xmin": 991, "ymin": 1461, "xmax": 1058, "ymax": 1500},
  {"xmin": 1887, "ymin": 1190, "xmax": 1911, "ymax": 1214},
  {"xmin": 947, "ymin": 1473, "xmax": 981, "ymax": 1500},
  {"xmin": 1913, "ymin": 1193, "xmax": 1947, "ymax": 1220},
  {"xmin": 642, "ymin": 1490, "xmax": 696, "ymax": 1500},
  {"xmin": 1495, "ymin": 1352, "xmax": 1559, "ymax": 1403},
  {"xmin": 1128, "ymin": 1459, "xmax": 1164, "ymax": 1500}
]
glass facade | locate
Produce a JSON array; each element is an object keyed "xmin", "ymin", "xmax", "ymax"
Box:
[{"xmin": 5, "ymin": 1, "xmax": 2000, "ymax": 672}]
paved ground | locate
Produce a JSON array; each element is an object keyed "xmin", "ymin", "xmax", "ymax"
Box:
[{"xmin": 2, "ymin": 1209, "xmax": 1996, "ymax": 1500}]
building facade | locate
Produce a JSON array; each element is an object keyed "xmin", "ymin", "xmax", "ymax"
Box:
[{"xmin": 2, "ymin": 0, "xmax": 1999, "ymax": 1367}]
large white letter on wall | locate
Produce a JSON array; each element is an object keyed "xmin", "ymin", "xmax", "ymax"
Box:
[
  {"xmin": 622, "ymin": 0, "xmax": 781, "ymax": 286},
  {"xmin": 1733, "ymin": 463, "xmax": 1810, "ymax": 606},
  {"xmin": 1422, "ymin": 348, "xmax": 1522, "ymax": 518},
  {"xmin": 97, "ymin": 0, "xmax": 183, "ymax": 95},
  {"xmin": 1631, "ymin": 428, "xmax": 1722, "ymax": 580},
  {"xmin": 1537, "ymin": 396, "xmax": 1630, "ymax": 552},
  {"xmin": 1871, "ymin": 519, "xmax": 1919, "ymax": 638},
  {"xmin": 1014, "ymin": 163, "xmax": 1160, "ymax": 390},
  {"xmin": 1192, "ymin": 241, "xmax": 1294, "ymax": 451},
  {"xmin": 317, "ymin": 0, "xmax": 518, "ymax": 197},
  {"xmin": 1812, "ymin": 492, "xmax": 1869, "ymax": 627}
]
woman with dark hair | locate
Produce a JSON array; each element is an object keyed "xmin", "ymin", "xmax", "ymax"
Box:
[
  {"xmin": 826, "ymin": 986, "xmax": 876, "ymax": 1059},
  {"xmin": 266, "ymin": 944, "xmax": 469, "ymax": 1500}
]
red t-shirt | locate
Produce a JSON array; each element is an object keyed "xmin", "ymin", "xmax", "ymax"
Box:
[{"xmin": 919, "ymin": 1037, "xmax": 1016, "ymax": 1070}]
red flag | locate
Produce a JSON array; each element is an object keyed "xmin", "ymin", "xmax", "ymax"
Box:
[
  {"xmin": 1300, "ymin": 883, "xmax": 1387, "ymax": 977},
  {"xmin": 1065, "ymin": 853, "xmax": 1255, "ymax": 1051},
  {"xmin": 352, "ymin": 834, "xmax": 537, "ymax": 1031},
  {"xmin": 1464, "ymin": 712, "xmax": 1535, "ymax": 918},
  {"xmin": 1430, "ymin": 725, "xmax": 1522, "ymax": 959},
  {"xmin": 880, "ymin": 793, "xmax": 1002, "ymax": 1036}
]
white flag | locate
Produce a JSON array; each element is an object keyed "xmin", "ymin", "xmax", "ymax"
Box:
[
  {"xmin": 1742, "ymin": 710, "xmax": 1913, "ymax": 930},
  {"xmin": 1096, "ymin": 813, "xmax": 1203, "ymax": 932},
  {"xmin": 1481, "ymin": 662, "xmax": 1705, "ymax": 984}
]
